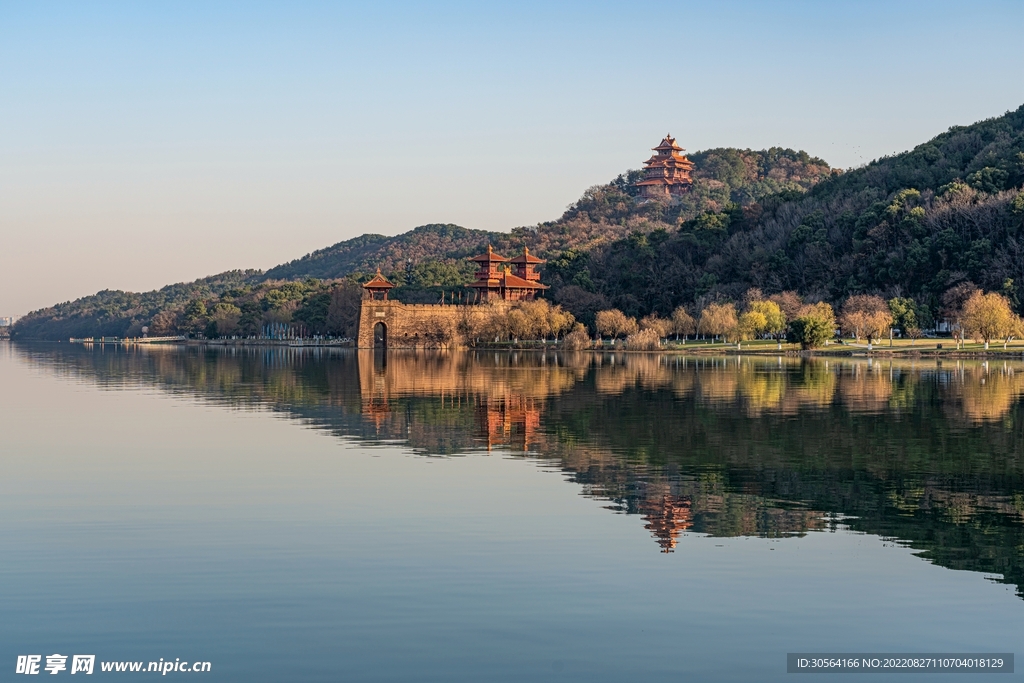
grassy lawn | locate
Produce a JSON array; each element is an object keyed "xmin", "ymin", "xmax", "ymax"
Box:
[
  {"xmin": 593, "ymin": 337, "xmax": 1024, "ymax": 353},
  {"xmin": 839, "ymin": 338, "xmax": 1024, "ymax": 351}
]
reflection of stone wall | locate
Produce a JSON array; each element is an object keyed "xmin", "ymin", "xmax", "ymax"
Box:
[
  {"xmin": 356, "ymin": 300, "xmax": 513, "ymax": 348},
  {"xmin": 357, "ymin": 350, "xmax": 583, "ymax": 451},
  {"xmin": 356, "ymin": 350, "xmax": 584, "ymax": 401}
]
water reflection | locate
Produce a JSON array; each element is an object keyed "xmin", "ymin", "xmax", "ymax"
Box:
[{"xmin": 14, "ymin": 345, "xmax": 1024, "ymax": 593}]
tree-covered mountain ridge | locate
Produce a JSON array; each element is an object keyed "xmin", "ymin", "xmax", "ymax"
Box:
[
  {"xmin": 12, "ymin": 103, "xmax": 1024, "ymax": 340},
  {"xmin": 12, "ymin": 146, "xmax": 832, "ymax": 339},
  {"xmin": 562, "ymin": 104, "xmax": 1024, "ymax": 324},
  {"xmin": 262, "ymin": 145, "xmax": 833, "ymax": 281}
]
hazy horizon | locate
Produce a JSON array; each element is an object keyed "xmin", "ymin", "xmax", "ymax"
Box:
[{"xmin": 3, "ymin": 1, "xmax": 1024, "ymax": 317}]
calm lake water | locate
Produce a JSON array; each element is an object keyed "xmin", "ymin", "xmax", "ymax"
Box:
[{"xmin": 2, "ymin": 343, "xmax": 1023, "ymax": 681}]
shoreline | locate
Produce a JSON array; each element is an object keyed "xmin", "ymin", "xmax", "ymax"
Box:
[{"xmin": 17, "ymin": 337, "xmax": 1024, "ymax": 359}]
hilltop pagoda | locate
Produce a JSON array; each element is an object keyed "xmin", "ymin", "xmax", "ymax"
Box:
[
  {"xmin": 468, "ymin": 246, "xmax": 548, "ymax": 302},
  {"xmin": 636, "ymin": 134, "xmax": 694, "ymax": 200}
]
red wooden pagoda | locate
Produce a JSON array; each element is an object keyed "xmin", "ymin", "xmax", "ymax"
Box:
[
  {"xmin": 636, "ymin": 134, "xmax": 694, "ymax": 200},
  {"xmin": 468, "ymin": 246, "xmax": 548, "ymax": 302}
]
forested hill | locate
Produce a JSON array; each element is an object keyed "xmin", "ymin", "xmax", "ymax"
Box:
[
  {"xmin": 262, "ymin": 224, "xmax": 496, "ymax": 282},
  {"xmin": 560, "ymin": 104, "xmax": 1024, "ymax": 322},
  {"xmin": 12, "ymin": 270, "xmax": 260, "ymax": 340},
  {"xmin": 262, "ymin": 147, "xmax": 833, "ymax": 282},
  {"xmin": 12, "ymin": 103, "xmax": 1024, "ymax": 340},
  {"xmin": 12, "ymin": 146, "xmax": 831, "ymax": 340}
]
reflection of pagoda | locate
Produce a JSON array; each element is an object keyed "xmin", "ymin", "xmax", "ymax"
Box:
[
  {"xmin": 640, "ymin": 493, "xmax": 693, "ymax": 552},
  {"xmin": 636, "ymin": 135, "xmax": 694, "ymax": 200},
  {"xmin": 476, "ymin": 393, "xmax": 542, "ymax": 451},
  {"xmin": 468, "ymin": 246, "xmax": 549, "ymax": 302}
]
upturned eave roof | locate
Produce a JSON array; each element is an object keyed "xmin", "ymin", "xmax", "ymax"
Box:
[
  {"xmin": 636, "ymin": 177, "xmax": 693, "ymax": 186},
  {"xmin": 652, "ymin": 135, "xmax": 683, "ymax": 151},
  {"xmin": 468, "ymin": 245, "xmax": 509, "ymax": 262},
  {"xmin": 509, "ymin": 247, "xmax": 545, "ymax": 264},
  {"xmin": 363, "ymin": 269, "xmax": 396, "ymax": 289}
]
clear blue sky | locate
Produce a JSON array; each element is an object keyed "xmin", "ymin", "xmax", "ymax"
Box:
[{"xmin": 2, "ymin": 1, "xmax": 1023, "ymax": 315}]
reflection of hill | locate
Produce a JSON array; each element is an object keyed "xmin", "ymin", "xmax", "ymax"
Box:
[{"xmin": 15, "ymin": 345, "xmax": 1024, "ymax": 596}]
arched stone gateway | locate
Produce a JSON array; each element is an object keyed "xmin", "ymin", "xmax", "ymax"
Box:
[{"xmin": 373, "ymin": 321, "xmax": 387, "ymax": 348}]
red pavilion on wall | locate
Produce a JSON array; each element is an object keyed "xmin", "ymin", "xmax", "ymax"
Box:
[
  {"xmin": 468, "ymin": 246, "xmax": 548, "ymax": 302},
  {"xmin": 362, "ymin": 268, "xmax": 396, "ymax": 301}
]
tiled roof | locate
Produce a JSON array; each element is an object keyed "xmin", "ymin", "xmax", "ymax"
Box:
[
  {"xmin": 652, "ymin": 135, "xmax": 683, "ymax": 151},
  {"xmin": 363, "ymin": 268, "xmax": 395, "ymax": 289},
  {"xmin": 499, "ymin": 270, "xmax": 548, "ymax": 289},
  {"xmin": 509, "ymin": 247, "xmax": 544, "ymax": 264},
  {"xmin": 644, "ymin": 155, "xmax": 694, "ymax": 168},
  {"xmin": 468, "ymin": 272, "xmax": 548, "ymax": 290},
  {"xmin": 636, "ymin": 177, "xmax": 692, "ymax": 186},
  {"xmin": 468, "ymin": 245, "xmax": 509, "ymax": 262}
]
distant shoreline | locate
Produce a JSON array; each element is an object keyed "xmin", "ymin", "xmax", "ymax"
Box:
[{"xmin": 26, "ymin": 337, "xmax": 1024, "ymax": 360}]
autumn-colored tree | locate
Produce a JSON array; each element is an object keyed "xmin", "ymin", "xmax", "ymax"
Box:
[
  {"xmin": 768, "ymin": 291, "xmax": 804, "ymax": 323},
  {"xmin": 748, "ymin": 299, "xmax": 786, "ymax": 340},
  {"xmin": 840, "ymin": 295, "xmax": 892, "ymax": 343},
  {"xmin": 520, "ymin": 300, "xmax": 552, "ymax": 340},
  {"xmin": 507, "ymin": 307, "xmax": 533, "ymax": 341},
  {"xmin": 798, "ymin": 301, "xmax": 836, "ymax": 330},
  {"xmin": 742, "ymin": 288, "xmax": 765, "ymax": 309},
  {"xmin": 639, "ymin": 314, "xmax": 671, "ymax": 339},
  {"xmin": 737, "ymin": 311, "xmax": 767, "ymax": 341},
  {"xmin": 544, "ymin": 303, "xmax": 577, "ymax": 339},
  {"xmin": 961, "ymin": 291, "xmax": 1016, "ymax": 349},
  {"xmin": 942, "ymin": 282, "xmax": 981, "ymax": 349},
  {"xmin": 422, "ymin": 313, "xmax": 457, "ymax": 347},
  {"xmin": 595, "ymin": 309, "xmax": 638, "ymax": 340},
  {"xmin": 478, "ymin": 303, "xmax": 511, "ymax": 342},
  {"xmin": 562, "ymin": 322, "xmax": 591, "ymax": 350},
  {"xmin": 1005, "ymin": 315, "xmax": 1024, "ymax": 350},
  {"xmin": 625, "ymin": 327, "xmax": 662, "ymax": 350},
  {"xmin": 699, "ymin": 303, "xmax": 739, "ymax": 342},
  {"xmin": 595, "ymin": 309, "xmax": 619, "ymax": 339},
  {"xmin": 670, "ymin": 306, "xmax": 696, "ymax": 341}
]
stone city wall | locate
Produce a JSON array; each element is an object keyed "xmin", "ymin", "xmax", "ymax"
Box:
[{"xmin": 357, "ymin": 299, "xmax": 513, "ymax": 348}]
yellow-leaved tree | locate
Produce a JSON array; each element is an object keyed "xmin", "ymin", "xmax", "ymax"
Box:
[
  {"xmin": 595, "ymin": 309, "xmax": 638, "ymax": 341},
  {"xmin": 671, "ymin": 306, "xmax": 696, "ymax": 342},
  {"xmin": 740, "ymin": 299, "xmax": 786, "ymax": 345},
  {"xmin": 699, "ymin": 303, "xmax": 739, "ymax": 342},
  {"xmin": 961, "ymin": 291, "xmax": 1018, "ymax": 349},
  {"xmin": 639, "ymin": 314, "xmax": 672, "ymax": 339},
  {"xmin": 840, "ymin": 295, "xmax": 892, "ymax": 343}
]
